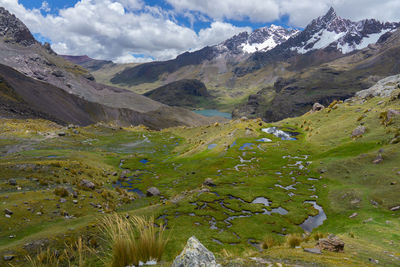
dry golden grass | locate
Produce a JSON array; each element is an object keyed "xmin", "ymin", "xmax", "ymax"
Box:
[
  {"xmin": 286, "ymin": 234, "xmax": 302, "ymax": 248},
  {"xmin": 100, "ymin": 214, "xmax": 168, "ymax": 267}
]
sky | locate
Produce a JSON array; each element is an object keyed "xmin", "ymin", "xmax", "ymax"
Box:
[{"xmin": 1, "ymin": 0, "xmax": 400, "ymax": 63}]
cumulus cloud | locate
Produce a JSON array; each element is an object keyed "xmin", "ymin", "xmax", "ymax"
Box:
[
  {"xmin": 1, "ymin": 0, "xmax": 399, "ymax": 63},
  {"xmin": 0, "ymin": 0, "xmax": 249, "ymax": 62},
  {"xmin": 167, "ymin": 0, "xmax": 400, "ymax": 27}
]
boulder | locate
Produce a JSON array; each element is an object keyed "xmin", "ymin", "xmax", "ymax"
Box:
[
  {"xmin": 79, "ymin": 179, "xmax": 95, "ymax": 190},
  {"xmin": 146, "ymin": 187, "xmax": 160, "ymax": 197},
  {"xmin": 203, "ymin": 178, "xmax": 216, "ymax": 187},
  {"xmin": 351, "ymin": 126, "xmax": 366, "ymax": 138},
  {"xmin": 171, "ymin": 236, "xmax": 221, "ymax": 267},
  {"xmin": 390, "ymin": 206, "xmax": 400, "ymax": 211},
  {"xmin": 4, "ymin": 208, "xmax": 13, "ymax": 215},
  {"xmin": 304, "ymin": 247, "xmax": 322, "ymax": 254},
  {"xmin": 387, "ymin": 109, "xmax": 400, "ymax": 120},
  {"xmin": 58, "ymin": 132, "xmax": 66, "ymax": 137},
  {"xmin": 318, "ymin": 235, "xmax": 344, "ymax": 252},
  {"xmin": 312, "ymin": 103, "xmax": 325, "ymax": 112},
  {"xmin": 3, "ymin": 255, "xmax": 14, "ymax": 261},
  {"xmin": 8, "ymin": 179, "xmax": 17, "ymax": 186},
  {"xmin": 372, "ymin": 154, "xmax": 383, "ymax": 164},
  {"xmin": 349, "ymin": 212, "xmax": 358, "ymax": 218}
]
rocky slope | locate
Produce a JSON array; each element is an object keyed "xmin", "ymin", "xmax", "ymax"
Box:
[
  {"xmin": 0, "ymin": 7, "xmax": 214, "ymax": 129},
  {"xmin": 235, "ymin": 27, "xmax": 400, "ymax": 121},
  {"xmin": 60, "ymin": 55, "xmax": 114, "ymax": 72}
]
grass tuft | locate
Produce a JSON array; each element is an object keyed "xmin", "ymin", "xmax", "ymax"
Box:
[
  {"xmin": 100, "ymin": 214, "xmax": 168, "ymax": 267},
  {"xmin": 286, "ymin": 234, "xmax": 302, "ymax": 248}
]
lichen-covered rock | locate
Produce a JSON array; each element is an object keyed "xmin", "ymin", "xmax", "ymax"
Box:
[
  {"xmin": 79, "ymin": 179, "xmax": 95, "ymax": 190},
  {"xmin": 172, "ymin": 236, "xmax": 221, "ymax": 267},
  {"xmin": 312, "ymin": 103, "xmax": 325, "ymax": 112},
  {"xmin": 146, "ymin": 187, "xmax": 160, "ymax": 196},
  {"xmin": 318, "ymin": 235, "xmax": 344, "ymax": 252},
  {"xmin": 355, "ymin": 74, "xmax": 400, "ymax": 99},
  {"xmin": 351, "ymin": 126, "xmax": 366, "ymax": 137}
]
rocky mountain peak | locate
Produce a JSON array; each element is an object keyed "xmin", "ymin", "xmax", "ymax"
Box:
[{"xmin": 0, "ymin": 7, "xmax": 36, "ymax": 46}]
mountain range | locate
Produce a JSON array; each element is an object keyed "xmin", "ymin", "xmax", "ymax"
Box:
[{"xmin": 82, "ymin": 7, "xmax": 400, "ymax": 122}]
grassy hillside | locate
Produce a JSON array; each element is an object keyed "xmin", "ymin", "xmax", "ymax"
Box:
[{"xmin": 0, "ymin": 88, "xmax": 399, "ymax": 266}]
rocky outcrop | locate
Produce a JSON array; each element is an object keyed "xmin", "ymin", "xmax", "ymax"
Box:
[
  {"xmin": 79, "ymin": 179, "xmax": 95, "ymax": 190},
  {"xmin": 355, "ymin": 74, "xmax": 400, "ymax": 99},
  {"xmin": 312, "ymin": 103, "xmax": 325, "ymax": 112},
  {"xmin": 317, "ymin": 235, "xmax": 344, "ymax": 252},
  {"xmin": 172, "ymin": 236, "xmax": 221, "ymax": 267},
  {"xmin": 0, "ymin": 7, "xmax": 36, "ymax": 46}
]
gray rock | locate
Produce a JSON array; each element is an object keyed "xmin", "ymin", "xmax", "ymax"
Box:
[
  {"xmin": 355, "ymin": 74, "xmax": 400, "ymax": 99},
  {"xmin": 351, "ymin": 126, "xmax": 366, "ymax": 137},
  {"xmin": 304, "ymin": 247, "xmax": 322, "ymax": 254},
  {"xmin": 203, "ymin": 178, "xmax": 216, "ymax": 187},
  {"xmin": 390, "ymin": 206, "xmax": 400, "ymax": 211},
  {"xmin": 372, "ymin": 154, "xmax": 383, "ymax": 164},
  {"xmin": 59, "ymin": 198, "xmax": 67, "ymax": 203},
  {"xmin": 3, "ymin": 255, "xmax": 14, "ymax": 261},
  {"xmin": 318, "ymin": 235, "xmax": 344, "ymax": 252},
  {"xmin": 4, "ymin": 208, "xmax": 13, "ymax": 215},
  {"xmin": 146, "ymin": 187, "xmax": 160, "ymax": 197},
  {"xmin": 58, "ymin": 132, "xmax": 66, "ymax": 137},
  {"xmin": 8, "ymin": 179, "xmax": 17, "ymax": 186},
  {"xmin": 349, "ymin": 212, "xmax": 358, "ymax": 218},
  {"xmin": 171, "ymin": 236, "xmax": 221, "ymax": 267},
  {"xmin": 312, "ymin": 103, "xmax": 325, "ymax": 112},
  {"xmin": 79, "ymin": 179, "xmax": 95, "ymax": 190}
]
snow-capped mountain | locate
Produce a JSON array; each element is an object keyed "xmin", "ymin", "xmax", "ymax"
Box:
[
  {"xmin": 291, "ymin": 7, "xmax": 399, "ymax": 54},
  {"xmin": 218, "ymin": 25, "xmax": 299, "ymax": 55}
]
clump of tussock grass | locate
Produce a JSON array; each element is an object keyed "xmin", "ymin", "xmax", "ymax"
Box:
[
  {"xmin": 99, "ymin": 214, "xmax": 168, "ymax": 267},
  {"xmin": 25, "ymin": 237, "xmax": 93, "ymax": 267},
  {"xmin": 286, "ymin": 234, "xmax": 302, "ymax": 248},
  {"xmin": 312, "ymin": 232, "xmax": 325, "ymax": 241},
  {"xmin": 54, "ymin": 187, "xmax": 69, "ymax": 197},
  {"xmin": 262, "ymin": 234, "xmax": 282, "ymax": 249}
]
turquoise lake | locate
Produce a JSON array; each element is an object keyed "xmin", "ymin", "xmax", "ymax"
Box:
[{"xmin": 193, "ymin": 109, "xmax": 232, "ymax": 119}]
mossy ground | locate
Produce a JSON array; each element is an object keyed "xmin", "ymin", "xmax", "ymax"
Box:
[{"xmin": 0, "ymin": 93, "xmax": 399, "ymax": 266}]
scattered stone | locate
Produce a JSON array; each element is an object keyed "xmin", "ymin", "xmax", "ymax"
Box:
[
  {"xmin": 304, "ymin": 248, "xmax": 322, "ymax": 254},
  {"xmin": 370, "ymin": 200, "xmax": 378, "ymax": 206},
  {"xmin": 60, "ymin": 198, "xmax": 66, "ymax": 203},
  {"xmin": 349, "ymin": 213, "xmax": 358, "ymax": 218},
  {"xmin": 24, "ymin": 239, "xmax": 49, "ymax": 253},
  {"xmin": 146, "ymin": 187, "xmax": 160, "ymax": 197},
  {"xmin": 72, "ymin": 200, "xmax": 78, "ymax": 204},
  {"xmin": 312, "ymin": 103, "xmax": 325, "ymax": 112},
  {"xmin": 79, "ymin": 179, "xmax": 95, "ymax": 190},
  {"xmin": 319, "ymin": 168, "xmax": 327, "ymax": 174},
  {"xmin": 387, "ymin": 109, "xmax": 400, "ymax": 120},
  {"xmin": 58, "ymin": 132, "xmax": 66, "ymax": 137},
  {"xmin": 4, "ymin": 208, "xmax": 13, "ymax": 215},
  {"xmin": 351, "ymin": 126, "xmax": 366, "ymax": 138},
  {"xmin": 363, "ymin": 218, "xmax": 373, "ymax": 223},
  {"xmin": 3, "ymin": 255, "xmax": 14, "ymax": 261},
  {"xmin": 318, "ymin": 235, "xmax": 344, "ymax": 252},
  {"xmin": 203, "ymin": 178, "xmax": 216, "ymax": 187},
  {"xmin": 171, "ymin": 236, "xmax": 221, "ymax": 267},
  {"xmin": 369, "ymin": 258, "xmax": 379, "ymax": 264},
  {"xmin": 372, "ymin": 154, "xmax": 383, "ymax": 164},
  {"xmin": 111, "ymin": 172, "xmax": 118, "ymax": 176},
  {"xmin": 390, "ymin": 181, "xmax": 397, "ymax": 185},
  {"xmin": 390, "ymin": 206, "xmax": 400, "ymax": 211},
  {"xmin": 8, "ymin": 179, "xmax": 17, "ymax": 186},
  {"xmin": 36, "ymin": 212, "xmax": 42, "ymax": 216}
]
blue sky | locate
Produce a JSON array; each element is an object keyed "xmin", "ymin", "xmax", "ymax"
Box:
[{"xmin": 2, "ymin": 0, "xmax": 400, "ymax": 63}]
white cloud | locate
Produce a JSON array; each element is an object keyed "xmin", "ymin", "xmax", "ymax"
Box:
[
  {"xmin": 1, "ymin": 0, "xmax": 400, "ymax": 63},
  {"xmin": 0, "ymin": 0, "xmax": 249, "ymax": 62},
  {"xmin": 167, "ymin": 0, "xmax": 400, "ymax": 27},
  {"xmin": 40, "ymin": 1, "xmax": 51, "ymax": 13}
]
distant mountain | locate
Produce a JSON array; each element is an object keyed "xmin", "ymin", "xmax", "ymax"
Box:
[
  {"xmin": 0, "ymin": 7, "xmax": 216, "ymax": 129},
  {"xmin": 60, "ymin": 55, "xmax": 114, "ymax": 72},
  {"xmin": 103, "ymin": 7, "xmax": 400, "ymax": 122},
  {"xmin": 144, "ymin": 79, "xmax": 213, "ymax": 108},
  {"xmin": 110, "ymin": 24, "xmax": 298, "ymax": 86}
]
